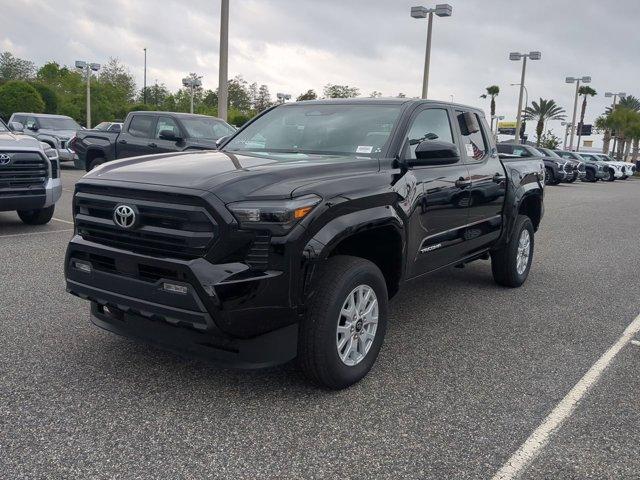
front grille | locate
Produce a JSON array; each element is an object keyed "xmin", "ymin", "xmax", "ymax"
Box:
[
  {"xmin": 0, "ymin": 151, "xmax": 48, "ymax": 196},
  {"xmin": 563, "ymin": 163, "xmax": 574, "ymax": 173},
  {"xmin": 59, "ymin": 140, "xmax": 67, "ymax": 149},
  {"xmin": 74, "ymin": 184, "xmax": 216, "ymax": 260}
]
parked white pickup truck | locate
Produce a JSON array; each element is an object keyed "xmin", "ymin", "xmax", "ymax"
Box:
[{"xmin": 0, "ymin": 119, "xmax": 62, "ymax": 224}]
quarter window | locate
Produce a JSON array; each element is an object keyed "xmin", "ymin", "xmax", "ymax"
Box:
[
  {"xmin": 128, "ymin": 115, "xmax": 155, "ymax": 138},
  {"xmin": 404, "ymin": 108, "xmax": 454, "ymax": 160},
  {"xmin": 458, "ymin": 112, "xmax": 487, "ymax": 161}
]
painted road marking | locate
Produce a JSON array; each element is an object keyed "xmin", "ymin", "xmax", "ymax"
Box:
[
  {"xmin": 0, "ymin": 229, "xmax": 73, "ymax": 239},
  {"xmin": 52, "ymin": 217, "xmax": 74, "ymax": 225},
  {"xmin": 492, "ymin": 312, "xmax": 640, "ymax": 480},
  {"xmin": 631, "ymin": 340, "xmax": 640, "ymax": 347}
]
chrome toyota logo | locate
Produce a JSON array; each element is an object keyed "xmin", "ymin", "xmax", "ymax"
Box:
[
  {"xmin": 113, "ymin": 204, "xmax": 138, "ymax": 229},
  {"xmin": 0, "ymin": 154, "xmax": 11, "ymax": 166}
]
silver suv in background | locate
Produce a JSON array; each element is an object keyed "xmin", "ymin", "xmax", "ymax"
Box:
[
  {"xmin": 8, "ymin": 113, "xmax": 82, "ymax": 168},
  {"xmin": 0, "ymin": 120, "xmax": 62, "ymax": 224}
]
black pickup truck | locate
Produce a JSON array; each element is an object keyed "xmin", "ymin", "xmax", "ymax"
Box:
[
  {"xmin": 70, "ymin": 111, "xmax": 235, "ymax": 171},
  {"xmin": 65, "ymin": 99, "xmax": 544, "ymax": 389}
]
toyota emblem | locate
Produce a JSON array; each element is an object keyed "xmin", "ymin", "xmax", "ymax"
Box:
[
  {"xmin": 0, "ymin": 153, "xmax": 11, "ymax": 166},
  {"xmin": 113, "ymin": 204, "xmax": 138, "ymax": 229}
]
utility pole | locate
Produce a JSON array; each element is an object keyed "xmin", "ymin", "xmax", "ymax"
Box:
[
  {"xmin": 218, "ymin": 0, "xmax": 229, "ymax": 121},
  {"xmin": 566, "ymin": 75, "xmax": 590, "ymax": 151},
  {"xmin": 509, "ymin": 51, "xmax": 540, "ymax": 143},
  {"xmin": 143, "ymin": 48, "xmax": 147, "ymax": 104},
  {"xmin": 75, "ymin": 61, "xmax": 100, "ymax": 129}
]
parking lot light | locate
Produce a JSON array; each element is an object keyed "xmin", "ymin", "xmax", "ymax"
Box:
[
  {"xmin": 566, "ymin": 75, "xmax": 591, "ymax": 150},
  {"xmin": 75, "ymin": 60, "xmax": 100, "ymax": 129},
  {"xmin": 182, "ymin": 75, "xmax": 203, "ymax": 114},
  {"xmin": 509, "ymin": 51, "xmax": 541, "ymax": 143},
  {"xmin": 605, "ymin": 91, "xmax": 625, "ymax": 154},
  {"xmin": 276, "ymin": 93, "xmax": 291, "ymax": 104},
  {"xmin": 411, "ymin": 4, "xmax": 453, "ymax": 99}
]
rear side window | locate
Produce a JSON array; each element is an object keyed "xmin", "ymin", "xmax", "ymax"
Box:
[
  {"xmin": 457, "ymin": 112, "xmax": 487, "ymax": 161},
  {"xmin": 128, "ymin": 115, "xmax": 155, "ymax": 138},
  {"xmin": 405, "ymin": 108, "xmax": 454, "ymax": 160}
]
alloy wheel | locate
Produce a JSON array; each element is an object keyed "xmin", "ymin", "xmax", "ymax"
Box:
[{"xmin": 336, "ymin": 285, "xmax": 379, "ymax": 366}]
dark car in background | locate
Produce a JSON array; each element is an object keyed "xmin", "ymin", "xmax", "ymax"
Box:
[
  {"xmin": 551, "ymin": 149, "xmax": 587, "ymax": 183},
  {"xmin": 497, "ymin": 143, "xmax": 568, "ymax": 185},
  {"xmin": 70, "ymin": 111, "xmax": 236, "ymax": 171}
]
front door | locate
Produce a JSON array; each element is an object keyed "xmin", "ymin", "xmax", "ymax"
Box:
[
  {"xmin": 152, "ymin": 116, "xmax": 186, "ymax": 154},
  {"xmin": 402, "ymin": 106, "xmax": 472, "ymax": 278}
]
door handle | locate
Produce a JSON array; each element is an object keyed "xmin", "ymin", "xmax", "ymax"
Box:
[
  {"xmin": 455, "ymin": 177, "xmax": 471, "ymax": 189},
  {"xmin": 148, "ymin": 142, "xmax": 157, "ymax": 148},
  {"xmin": 118, "ymin": 139, "xmax": 127, "ymax": 144},
  {"xmin": 492, "ymin": 172, "xmax": 506, "ymax": 183}
]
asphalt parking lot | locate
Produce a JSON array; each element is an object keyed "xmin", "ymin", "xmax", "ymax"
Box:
[{"xmin": 1, "ymin": 167, "xmax": 639, "ymax": 479}]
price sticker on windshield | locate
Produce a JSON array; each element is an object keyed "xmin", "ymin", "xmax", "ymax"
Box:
[{"xmin": 356, "ymin": 146, "xmax": 373, "ymax": 154}]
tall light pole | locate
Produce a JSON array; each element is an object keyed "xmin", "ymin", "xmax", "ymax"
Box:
[
  {"xmin": 182, "ymin": 75, "xmax": 202, "ymax": 114},
  {"xmin": 276, "ymin": 93, "xmax": 291, "ymax": 104},
  {"xmin": 566, "ymin": 75, "xmax": 590, "ymax": 151},
  {"xmin": 561, "ymin": 121, "xmax": 573, "ymax": 150},
  {"xmin": 410, "ymin": 4, "xmax": 453, "ymax": 99},
  {"xmin": 143, "ymin": 48, "xmax": 147, "ymax": 104},
  {"xmin": 509, "ymin": 51, "xmax": 541, "ymax": 143},
  {"xmin": 75, "ymin": 60, "xmax": 100, "ymax": 129},
  {"xmin": 218, "ymin": 0, "xmax": 229, "ymax": 121},
  {"xmin": 605, "ymin": 91, "xmax": 625, "ymax": 156}
]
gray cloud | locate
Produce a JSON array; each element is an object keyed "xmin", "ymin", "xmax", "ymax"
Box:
[{"xmin": 3, "ymin": 0, "xmax": 639, "ymax": 144}]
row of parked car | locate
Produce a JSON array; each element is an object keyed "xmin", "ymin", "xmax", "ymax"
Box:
[{"xmin": 497, "ymin": 143, "xmax": 637, "ymax": 185}]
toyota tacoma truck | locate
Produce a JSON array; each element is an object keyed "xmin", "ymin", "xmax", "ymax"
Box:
[
  {"xmin": 0, "ymin": 119, "xmax": 62, "ymax": 224},
  {"xmin": 64, "ymin": 99, "xmax": 544, "ymax": 389},
  {"xmin": 69, "ymin": 111, "xmax": 236, "ymax": 171}
]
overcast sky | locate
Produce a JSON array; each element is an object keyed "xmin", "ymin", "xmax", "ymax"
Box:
[{"xmin": 3, "ymin": 0, "xmax": 640, "ymax": 145}]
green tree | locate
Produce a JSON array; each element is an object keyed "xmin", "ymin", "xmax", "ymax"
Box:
[
  {"xmin": 594, "ymin": 115, "xmax": 613, "ymax": 154},
  {"xmin": 480, "ymin": 85, "xmax": 499, "ymax": 130},
  {"xmin": 0, "ymin": 81, "xmax": 44, "ymax": 120},
  {"xmin": 576, "ymin": 86, "xmax": 596, "ymax": 151},
  {"xmin": 606, "ymin": 96, "xmax": 640, "ymax": 159},
  {"xmin": 607, "ymin": 108, "xmax": 640, "ymax": 159},
  {"xmin": 99, "ymin": 58, "xmax": 136, "ymax": 102},
  {"xmin": 226, "ymin": 76, "xmax": 251, "ymax": 111},
  {"xmin": 296, "ymin": 89, "xmax": 317, "ymax": 101},
  {"xmin": 323, "ymin": 83, "xmax": 359, "ymax": 98},
  {"xmin": 254, "ymin": 84, "xmax": 272, "ymax": 112},
  {"xmin": 30, "ymin": 83, "xmax": 58, "ymax": 114},
  {"xmin": 369, "ymin": 90, "xmax": 382, "ymax": 98},
  {"xmin": 523, "ymin": 98, "xmax": 567, "ymax": 146},
  {"xmin": 538, "ymin": 129, "xmax": 561, "ymax": 149},
  {"xmin": 0, "ymin": 52, "xmax": 35, "ymax": 81}
]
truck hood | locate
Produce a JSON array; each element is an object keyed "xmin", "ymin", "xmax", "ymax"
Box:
[
  {"xmin": 36, "ymin": 128, "xmax": 77, "ymax": 140},
  {"xmin": 85, "ymin": 150, "xmax": 379, "ymax": 202},
  {"xmin": 0, "ymin": 132, "xmax": 43, "ymax": 150}
]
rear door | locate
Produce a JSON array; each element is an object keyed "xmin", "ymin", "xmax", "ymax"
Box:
[
  {"xmin": 401, "ymin": 105, "xmax": 471, "ymax": 277},
  {"xmin": 116, "ymin": 114, "xmax": 157, "ymax": 158},
  {"xmin": 456, "ymin": 109, "xmax": 506, "ymax": 251}
]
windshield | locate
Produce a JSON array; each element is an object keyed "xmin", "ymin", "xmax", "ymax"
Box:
[
  {"xmin": 539, "ymin": 148, "xmax": 561, "ymax": 158},
  {"xmin": 0, "ymin": 120, "xmax": 7, "ymax": 132},
  {"xmin": 38, "ymin": 117, "xmax": 81, "ymax": 131},
  {"xmin": 181, "ymin": 117, "xmax": 235, "ymax": 140},
  {"xmin": 224, "ymin": 104, "xmax": 402, "ymax": 156}
]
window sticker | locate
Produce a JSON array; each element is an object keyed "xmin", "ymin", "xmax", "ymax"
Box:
[
  {"xmin": 465, "ymin": 144, "xmax": 474, "ymax": 157},
  {"xmin": 356, "ymin": 145, "xmax": 373, "ymax": 154}
]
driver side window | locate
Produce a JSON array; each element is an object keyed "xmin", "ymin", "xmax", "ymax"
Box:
[{"xmin": 404, "ymin": 108, "xmax": 454, "ymax": 160}]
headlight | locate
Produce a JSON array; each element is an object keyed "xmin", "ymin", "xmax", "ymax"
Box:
[
  {"xmin": 555, "ymin": 161, "xmax": 564, "ymax": 167},
  {"xmin": 40, "ymin": 142, "xmax": 59, "ymax": 160},
  {"xmin": 227, "ymin": 194, "xmax": 321, "ymax": 235}
]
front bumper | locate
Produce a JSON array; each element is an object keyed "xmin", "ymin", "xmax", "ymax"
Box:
[
  {"xmin": 65, "ymin": 236, "xmax": 300, "ymax": 368},
  {"xmin": 0, "ymin": 177, "xmax": 61, "ymax": 211},
  {"xmin": 57, "ymin": 148, "xmax": 78, "ymax": 162}
]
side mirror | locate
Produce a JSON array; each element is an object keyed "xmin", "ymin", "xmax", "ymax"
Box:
[
  {"xmin": 410, "ymin": 140, "xmax": 460, "ymax": 166},
  {"xmin": 9, "ymin": 121, "xmax": 24, "ymax": 132},
  {"xmin": 216, "ymin": 135, "xmax": 231, "ymax": 148},
  {"xmin": 27, "ymin": 124, "xmax": 38, "ymax": 131},
  {"xmin": 159, "ymin": 129, "xmax": 180, "ymax": 141}
]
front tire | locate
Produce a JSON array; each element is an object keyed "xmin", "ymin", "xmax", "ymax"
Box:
[
  {"xmin": 544, "ymin": 167, "xmax": 556, "ymax": 186},
  {"xmin": 605, "ymin": 169, "xmax": 615, "ymax": 182},
  {"xmin": 298, "ymin": 255, "xmax": 388, "ymax": 389},
  {"xmin": 87, "ymin": 156, "xmax": 106, "ymax": 172},
  {"xmin": 491, "ymin": 215, "xmax": 534, "ymax": 288},
  {"xmin": 17, "ymin": 205, "xmax": 55, "ymax": 225}
]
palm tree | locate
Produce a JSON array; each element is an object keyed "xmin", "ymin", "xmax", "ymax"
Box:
[
  {"xmin": 523, "ymin": 98, "xmax": 567, "ymax": 146},
  {"xmin": 594, "ymin": 115, "xmax": 613, "ymax": 154},
  {"xmin": 576, "ymin": 86, "xmax": 596, "ymax": 151},
  {"xmin": 608, "ymin": 108, "xmax": 640, "ymax": 160},
  {"xmin": 606, "ymin": 95, "xmax": 640, "ymax": 158},
  {"xmin": 480, "ymin": 85, "xmax": 499, "ymax": 131}
]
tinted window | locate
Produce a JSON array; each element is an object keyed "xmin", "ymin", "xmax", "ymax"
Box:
[
  {"xmin": 12, "ymin": 115, "xmax": 26, "ymax": 124},
  {"xmin": 225, "ymin": 104, "xmax": 402, "ymax": 156},
  {"xmin": 155, "ymin": 116, "xmax": 180, "ymax": 139},
  {"xmin": 458, "ymin": 112, "xmax": 487, "ymax": 161},
  {"xmin": 128, "ymin": 115, "xmax": 155, "ymax": 138},
  {"xmin": 496, "ymin": 144, "xmax": 513, "ymax": 154},
  {"xmin": 38, "ymin": 117, "xmax": 81, "ymax": 130},
  {"xmin": 405, "ymin": 108, "xmax": 454, "ymax": 159},
  {"xmin": 108, "ymin": 123, "xmax": 122, "ymax": 132}
]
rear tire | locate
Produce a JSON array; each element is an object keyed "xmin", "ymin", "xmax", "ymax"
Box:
[
  {"xmin": 491, "ymin": 215, "xmax": 534, "ymax": 288},
  {"xmin": 584, "ymin": 169, "xmax": 595, "ymax": 182},
  {"xmin": 17, "ymin": 205, "xmax": 55, "ymax": 225},
  {"xmin": 87, "ymin": 157, "xmax": 106, "ymax": 172},
  {"xmin": 298, "ymin": 255, "xmax": 388, "ymax": 389},
  {"xmin": 605, "ymin": 169, "xmax": 615, "ymax": 182}
]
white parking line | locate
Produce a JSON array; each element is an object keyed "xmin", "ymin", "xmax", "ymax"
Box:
[
  {"xmin": 0, "ymin": 229, "xmax": 73, "ymax": 239},
  {"xmin": 52, "ymin": 217, "xmax": 74, "ymax": 225},
  {"xmin": 492, "ymin": 312, "xmax": 640, "ymax": 480}
]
